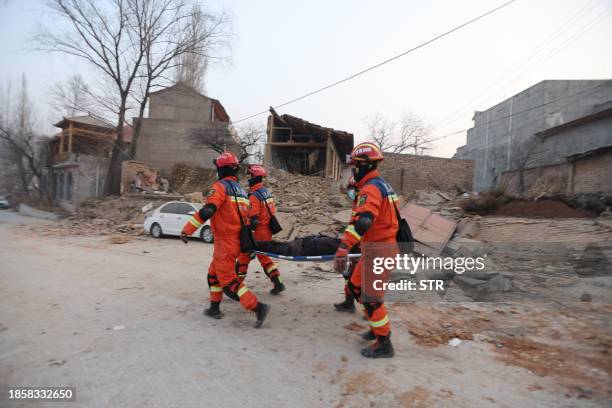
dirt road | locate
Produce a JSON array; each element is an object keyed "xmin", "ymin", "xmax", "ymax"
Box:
[{"xmin": 1, "ymin": 211, "xmax": 609, "ymax": 407}]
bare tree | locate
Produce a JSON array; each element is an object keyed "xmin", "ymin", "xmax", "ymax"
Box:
[
  {"xmin": 129, "ymin": 0, "xmax": 232, "ymax": 157},
  {"xmin": 399, "ymin": 112, "xmax": 430, "ymax": 154},
  {"xmin": 0, "ymin": 75, "xmax": 44, "ymax": 196},
  {"xmin": 35, "ymin": 0, "xmax": 147, "ymax": 195},
  {"xmin": 364, "ymin": 112, "xmax": 429, "ymax": 154},
  {"xmin": 173, "ymin": 5, "xmax": 209, "ymax": 92},
  {"xmin": 509, "ymin": 135, "xmax": 540, "ymax": 195},
  {"xmin": 50, "ymin": 74, "xmax": 94, "ymax": 117},
  {"xmin": 189, "ymin": 123, "xmax": 264, "ymax": 164}
]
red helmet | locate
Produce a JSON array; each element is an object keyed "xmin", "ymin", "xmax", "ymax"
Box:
[
  {"xmin": 247, "ymin": 164, "xmax": 267, "ymax": 178},
  {"xmin": 214, "ymin": 152, "xmax": 240, "ymax": 168},
  {"xmin": 349, "ymin": 142, "xmax": 384, "ymax": 164}
]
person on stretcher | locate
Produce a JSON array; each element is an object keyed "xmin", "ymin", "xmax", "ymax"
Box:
[{"xmin": 255, "ymin": 234, "xmax": 360, "ymax": 257}]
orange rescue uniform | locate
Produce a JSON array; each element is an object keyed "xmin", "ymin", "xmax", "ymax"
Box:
[
  {"xmin": 339, "ymin": 170, "xmax": 399, "ymax": 337},
  {"xmin": 181, "ymin": 176, "xmax": 259, "ymax": 311},
  {"xmin": 236, "ymin": 182, "xmax": 282, "ymax": 282}
]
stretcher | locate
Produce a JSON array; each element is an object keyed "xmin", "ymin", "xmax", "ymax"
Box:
[{"xmin": 253, "ymin": 251, "xmax": 361, "ymax": 262}]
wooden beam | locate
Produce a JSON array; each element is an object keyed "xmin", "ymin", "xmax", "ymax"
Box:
[{"xmin": 68, "ymin": 123, "xmax": 73, "ymax": 153}]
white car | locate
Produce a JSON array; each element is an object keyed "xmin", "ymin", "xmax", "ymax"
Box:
[{"xmin": 144, "ymin": 201, "xmax": 213, "ymax": 243}]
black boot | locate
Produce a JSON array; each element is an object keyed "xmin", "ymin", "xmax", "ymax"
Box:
[
  {"xmin": 361, "ymin": 330, "xmax": 376, "ymax": 341},
  {"xmin": 361, "ymin": 333, "xmax": 394, "ymax": 358},
  {"xmin": 333, "ymin": 294, "xmax": 356, "ymax": 313},
  {"xmin": 254, "ymin": 302, "xmax": 270, "ymax": 328},
  {"xmin": 203, "ymin": 301, "xmax": 222, "ymax": 319},
  {"xmin": 270, "ymin": 276, "xmax": 285, "ymax": 295}
]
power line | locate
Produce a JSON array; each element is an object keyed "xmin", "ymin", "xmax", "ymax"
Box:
[
  {"xmin": 430, "ymin": 0, "xmax": 604, "ymax": 132},
  {"xmin": 415, "ymin": 81, "xmax": 611, "ymax": 148},
  {"xmin": 232, "ymin": 0, "xmax": 518, "ymax": 124}
]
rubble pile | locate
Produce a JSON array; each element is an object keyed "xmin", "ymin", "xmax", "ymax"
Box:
[
  {"xmin": 409, "ymin": 190, "xmax": 467, "ymax": 220},
  {"xmin": 36, "ymin": 196, "xmax": 157, "ymax": 237},
  {"xmin": 121, "ymin": 160, "xmax": 169, "ymax": 194},
  {"xmin": 170, "ymin": 163, "xmax": 216, "ymax": 194},
  {"xmin": 265, "ymin": 168, "xmax": 351, "ymax": 240}
]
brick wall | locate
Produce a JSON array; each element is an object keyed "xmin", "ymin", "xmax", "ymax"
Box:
[
  {"xmin": 500, "ymin": 163, "xmax": 569, "ymax": 196},
  {"xmin": 572, "ymin": 150, "xmax": 612, "ymax": 195},
  {"xmin": 499, "ymin": 150, "xmax": 612, "ymax": 196},
  {"xmin": 379, "ymin": 153, "xmax": 474, "ymax": 193}
]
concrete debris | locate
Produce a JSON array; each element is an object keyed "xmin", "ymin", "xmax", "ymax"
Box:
[
  {"xmin": 121, "ymin": 160, "xmax": 169, "ymax": 194},
  {"xmin": 333, "ymin": 209, "xmax": 352, "ymax": 224},
  {"xmin": 400, "ymin": 203, "xmax": 457, "ymax": 253},
  {"xmin": 480, "ymin": 275, "xmax": 512, "ymax": 293},
  {"xmin": 453, "ymin": 275, "xmax": 486, "ymax": 289},
  {"xmin": 437, "ymin": 192, "xmax": 452, "ymax": 202},
  {"xmin": 455, "ymin": 218, "xmax": 479, "ymax": 239},
  {"xmin": 264, "ymin": 168, "xmax": 350, "ymax": 239}
]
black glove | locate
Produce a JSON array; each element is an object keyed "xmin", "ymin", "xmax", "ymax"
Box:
[
  {"xmin": 180, "ymin": 232, "xmax": 189, "ymax": 244},
  {"xmin": 250, "ymin": 216, "xmax": 259, "ymax": 231}
]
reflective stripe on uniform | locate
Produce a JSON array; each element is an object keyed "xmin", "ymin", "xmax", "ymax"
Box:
[
  {"xmin": 388, "ymin": 194, "xmax": 399, "ymax": 203},
  {"xmin": 369, "ymin": 315, "xmax": 389, "ymax": 328},
  {"xmin": 189, "ymin": 217, "xmax": 203, "ymax": 228},
  {"xmin": 346, "ymin": 225, "xmax": 362, "ymax": 240},
  {"xmin": 235, "ymin": 197, "xmax": 250, "ymax": 205},
  {"xmin": 237, "ymin": 286, "xmax": 249, "ymax": 297},
  {"xmin": 210, "ymin": 286, "xmax": 223, "ymax": 292},
  {"xmin": 264, "ymin": 263, "xmax": 278, "ymax": 273}
]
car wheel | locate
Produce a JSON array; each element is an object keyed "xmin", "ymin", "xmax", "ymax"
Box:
[
  {"xmin": 150, "ymin": 223, "xmax": 163, "ymax": 238},
  {"xmin": 200, "ymin": 225, "xmax": 214, "ymax": 243}
]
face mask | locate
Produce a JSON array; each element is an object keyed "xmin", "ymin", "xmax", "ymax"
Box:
[
  {"xmin": 352, "ymin": 164, "xmax": 371, "ymax": 182},
  {"xmin": 347, "ymin": 188, "xmax": 356, "ymax": 201},
  {"xmin": 217, "ymin": 166, "xmax": 238, "ymax": 180}
]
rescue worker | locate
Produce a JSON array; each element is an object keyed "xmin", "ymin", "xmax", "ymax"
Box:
[
  {"xmin": 180, "ymin": 152, "xmax": 270, "ymax": 328},
  {"xmin": 236, "ymin": 164, "xmax": 285, "ymax": 295},
  {"xmin": 333, "ymin": 176, "xmax": 358, "ymax": 313},
  {"xmin": 334, "ymin": 142, "xmax": 399, "ymax": 358}
]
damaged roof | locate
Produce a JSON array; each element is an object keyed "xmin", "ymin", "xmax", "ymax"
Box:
[
  {"xmin": 269, "ymin": 108, "xmax": 354, "ymax": 157},
  {"xmin": 54, "ymin": 115, "xmax": 115, "ymax": 130}
]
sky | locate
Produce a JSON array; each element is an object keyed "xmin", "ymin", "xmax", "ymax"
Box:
[{"xmin": 1, "ymin": 0, "xmax": 611, "ymax": 157}]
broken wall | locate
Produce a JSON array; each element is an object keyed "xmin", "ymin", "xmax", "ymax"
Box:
[
  {"xmin": 500, "ymin": 163, "xmax": 569, "ymax": 196},
  {"xmin": 135, "ymin": 119, "xmax": 223, "ymax": 175},
  {"xmin": 380, "ymin": 153, "xmax": 474, "ymax": 194},
  {"xmin": 500, "ymin": 149, "xmax": 612, "ymax": 196}
]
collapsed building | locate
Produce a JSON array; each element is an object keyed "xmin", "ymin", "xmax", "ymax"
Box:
[
  {"xmin": 40, "ymin": 115, "xmax": 132, "ymax": 212},
  {"xmin": 263, "ymin": 108, "xmax": 354, "ymax": 180},
  {"xmin": 455, "ymin": 79, "xmax": 612, "ymax": 195}
]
